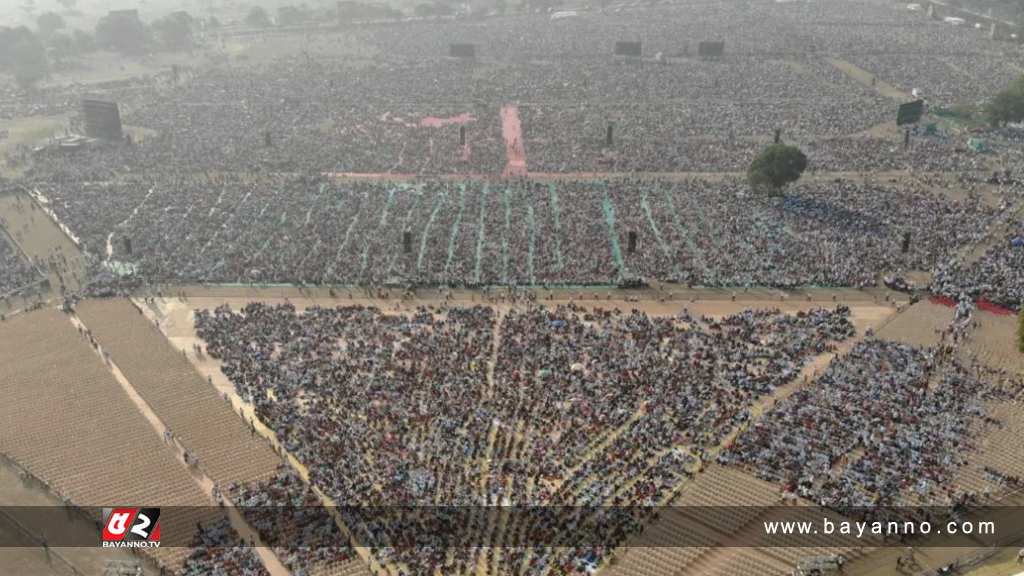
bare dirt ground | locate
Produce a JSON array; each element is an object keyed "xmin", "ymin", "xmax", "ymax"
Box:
[
  {"xmin": 826, "ymin": 57, "xmax": 912, "ymax": 102},
  {"xmin": 965, "ymin": 548, "xmax": 1024, "ymax": 576},
  {"xmin": 65, "ymin": 308, "xmax": 291, "ymax": 576},
  {"xmin": 961, "ymin": 310, "xmax": 1024, "ymax": 375},
  {"xmin": 0, "ymin": 190, "xmax": 88, "ymax": 305},
  {"xmin": 875, "ymin": 300, "xmax": 956, "ymax": 347}
]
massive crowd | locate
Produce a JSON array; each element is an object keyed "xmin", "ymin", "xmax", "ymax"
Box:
[
  {"xmin": 25, "ymin": 174, "xmax": 1002, "ymax": 292},
  {"xmin": 179, "ymin": 517, "xmax": 268, "ymax": 576},
  {"xmin": 0, "ymin": 230, "xmax": 37, "ymax": 295},
  {"xmin": 229, "ymin": 465, "xmax": 359, "ymax": 576},
  {"xmin": 0, "ymin": 0, "xmax": 1019, "ymax": 308},
  {"xmin": 932, "ymin": 221, "xmax": 1024, "ymax": 309},
  {"xmin": 720, "ymin": 339, "xmax": 1021, "ymax": 508},
  {"xmin": 195, "ymin": 301, "xmax": 856, "ymax": 573},
  {"xmin": 3, "ymin": 0, "xmax": 1021, "ymax": 180},
  {"xmin": 1, "ymin": 2, "xmax": 1023, "ymax": 575}
]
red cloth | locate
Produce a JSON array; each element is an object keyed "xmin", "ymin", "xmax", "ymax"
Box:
[{"xmin": 976, "ymin": 298, "xmax": 1016, "ymax": 316}]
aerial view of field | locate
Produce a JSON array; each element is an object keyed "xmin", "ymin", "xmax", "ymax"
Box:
[{"xmin": 1, "ymin": 0, "xmax": 1024, "ymax": 574}]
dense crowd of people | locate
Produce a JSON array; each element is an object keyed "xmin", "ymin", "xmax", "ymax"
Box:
[
  {"xmin": 1, "ymin": 2, "xmax": 1023, "ymax": 575},
  {"xmin": 722, "ymin": 335, "xmax": 1023, "ymax": 510},
  {"xmin": 179, "ymin": 517, "xmax": 269, "ymax": 576},
  {"xmin": 0, "ymin": 231, "xmax": 37, "ymax": 295},
  {"xmin": 229, "ymin": 465, "xmax": 358, "ymax": 575},
  {"xmin": 195, "ymin": 302, "xmax": 855, "ymax": 573},
  {"xmin": 0, "ymin": 0, "xmax": 1019, "ymax": 309},
  {"xmin": 25, "ymin": 174, "xmax": 1002, "ymax": 292},
  {"xmin": 3, "ymin": 0, "xmax": 1022, "ymax": 179},
  {"xmin": 932, "ymin": 222, "xmax": 1024, "ymax": 308}
]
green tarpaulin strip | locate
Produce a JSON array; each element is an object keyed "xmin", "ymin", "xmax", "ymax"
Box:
[
  {"xmin": 444, "ymin": 184, "xmax": 466, "ymax": 278},
  {"xmin": 601, "ymin": 190, "xmax": 627, "ymax": 282},
  {"xmin": 473, "ymin": 183, "xmax": 490, "ymax": 284},
  {"xmin": 359, "ymin": 186, "xmax": 396, "ymax": 281},
  {"xmin": 418, "ymin": 188, "xmax": 447, "ymax": 273},
  {"xmin": 501, "ymin": 187, "xmax": 512, "ymax": 285},
  {"xmin": 526, "ymin": 203, "xmax": 537, "ymax": 286}
]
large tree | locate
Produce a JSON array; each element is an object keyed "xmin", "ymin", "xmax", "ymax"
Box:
[
  {"xmin": 36, "ymin": 11, "xmax": 65, "ymax": 36},
  {"xmin": 95, "ymin": 11, "xmax": 150, "ymax": 55},
  {"xmin": 48, "ymin": 31, "xmax": 76, "ymax": 62},
  {"xmin": 986, "ymin": 76, "xmax": 1024, "ymax": 127},
  {"xmin": 72, "ymin": 29, "xmax": 95, "ymax": 53},
  {"xmin": 11, "ymin": 33, "xmax": 49, "ymax": 88},
  {"xmin": 152, "ymin": 11, "xmax": 194, "ymax": 50},
  {"xmin": 245, "ymin": 6, "xmax": 271, "ymax": 27},
  {"xmin": 0, "ymin": 27, "xmax": 48, "ymax": 88},
  {"xmin": 277, "ymin": 5, "xmax": 311, "ymax": 26},
  {"xmin": 747, "ymin": 143, "xmax": 808, "ymax": 195}
]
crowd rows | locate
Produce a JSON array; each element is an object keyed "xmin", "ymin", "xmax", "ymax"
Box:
[
  {"xmin": 721, "ymin": 339, "xmax": 1022, "ymax": 509},
  {"xmin": 27, "ymin": 175, "xmax": 1002, "ymax": 292},
  {"xmin": 194, "ymin": 302, "xmax": 855, "ymax": 573},
  {"xmin": 4, "ymin": 0, "xmax": 1020, "ymax": 178},
  {"xmin": 229, "ymin": 465, "xmax": 359, "ymax": 576},
  {"xmin": 932, "ymin": 221, "xmax": 1024, "ymax": 309},
  {"xmin": 179, "ymin": 517, "xmax": 268, "ymax": 576},
  {"xmin": 0, "ymin": 231, "xmax": 37, "ymax": 295}
]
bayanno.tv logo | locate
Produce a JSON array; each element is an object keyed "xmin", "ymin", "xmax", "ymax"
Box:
[{"xmin": 101, "ymin": 508, "xmax": 161, "ymax": 549}]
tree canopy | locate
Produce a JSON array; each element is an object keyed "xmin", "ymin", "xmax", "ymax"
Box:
[
  {"xmin": 747, "ymin": 143, "xmax": 808, "ymax": 195},
  {"xmin": 986, "ymin": 76, "xmax": 1024, "ymax": 127},
  {"xmin": 95, "ymin": 11, "xmax": 150, "ymax": 55},
  {"xmin": 72, "ymin": 29, "xmax": 95, "ymax": 53},
  {"xmin": 37, "ymin": 11, "xmax": 65, "ymax": 36},
  {"xmin": 153, "ymin": 11, "xmax": 194, "ymax": 50},
  {"xmin": 245, "ymin": 6, "xmax": 272, "ymax": 27},
  {"xmin": 277, "ymin": 5, "xmax": 313, "ymax": 26},
  {"xmin": 47, "ymin": 31, "xmax": 76, "ymax": 62},
  {"xmin": 0, "ymin": 26, "xmax": 48, "ymax": 88}
]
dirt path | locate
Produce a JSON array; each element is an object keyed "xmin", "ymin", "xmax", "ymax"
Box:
[{"xmin": 826, "ymin": 57, "xmax": 911, "ymax": 101}]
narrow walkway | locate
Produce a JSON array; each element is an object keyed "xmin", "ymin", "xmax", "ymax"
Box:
[
  {"xmin": 826, "ymin": 57, "xmax": 911, "ymax": 101},
  {"xmin": 501, "ymin": 105, "xmax": 528, "ymax": 177}
]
